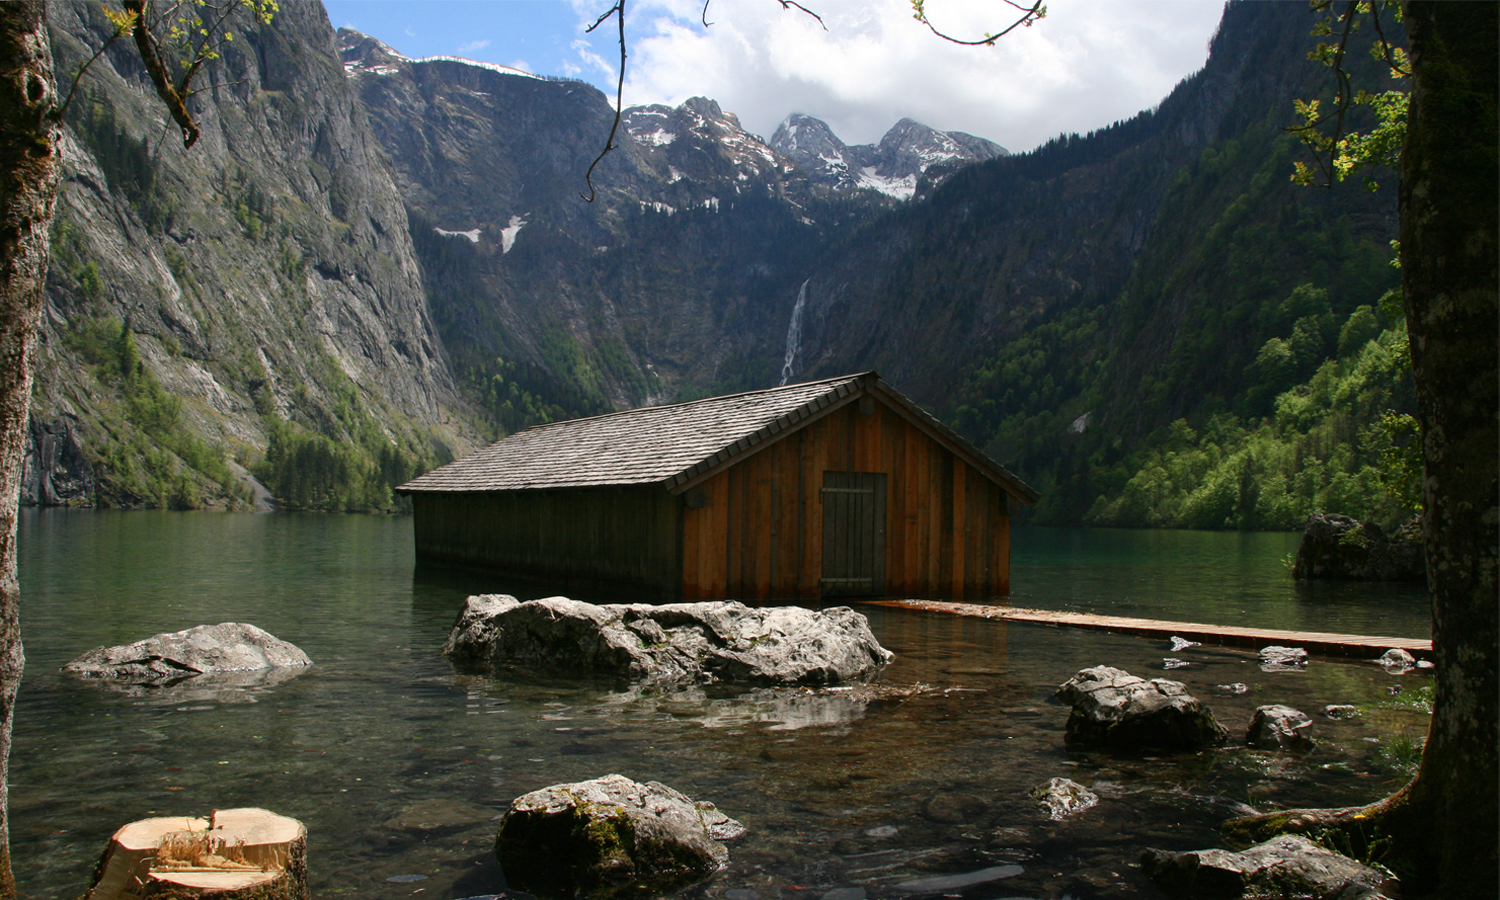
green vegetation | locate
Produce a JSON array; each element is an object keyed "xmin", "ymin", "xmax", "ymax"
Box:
[
  {"xmin": 253, "ymin": 419, "xmax": 416, "ymax": 512},
  {"xmin": 65, "ymin": 317, "xmax": 246, "ymax": 509},
  {"xmin": 1085, "ymin": 303, "xmax": 1415, "ymax": 530},
  {"xmin": 251, "ymin": 367, "xmax": 439, "ymax": 513},
  {"xmin": 66, "ymin": 92, "xmax": 176, "ymax": 231},
  {"xmin": 1373, "ymin": 731, "xmax": 1426, "ymax": 776}
]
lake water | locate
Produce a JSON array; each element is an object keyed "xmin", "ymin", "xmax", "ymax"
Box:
[{"xmin": 13, "ymin": 510, "xmax": 1432, "ymax": 899}]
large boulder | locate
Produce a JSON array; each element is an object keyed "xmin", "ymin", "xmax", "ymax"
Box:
[
  {"xmin": 1056, "ymin": 666, "xmax": 1229, "ymax": 751},
  {"xmin": 443, "ymin": 595, "xmax": 892, "ymax": 685},
  {"xmin": 1292, "ymin": 513, "xmax": 1424, "ymax": 582},
  {"xmin": 495, "ymin": 774, "xmax": 743, "ymax": 899},
  {"xmin": 63, "ymin": 624, "xmax": 311, "ymax": 684},
  {"xmin": 1142, "ymin": 834, "xmax": 1397, "ymax": 899}
]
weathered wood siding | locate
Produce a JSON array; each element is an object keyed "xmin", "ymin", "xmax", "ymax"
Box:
[
  {"xmin": 680, "ymin": 399, "xmax": 1012, "ymax": 600},
  {"xmin": 411, "ymin": 487, "xmax": 682, "ymax": 593}
]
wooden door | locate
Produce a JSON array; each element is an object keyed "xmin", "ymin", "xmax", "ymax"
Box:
[{"xmin": 820, "ymin": 471, "xmax": 886, "ymax": 597}]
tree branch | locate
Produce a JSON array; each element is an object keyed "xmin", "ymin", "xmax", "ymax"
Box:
[
  {"xmin": 910, "ymin": 0, "xmax": 1045, "ymax": 46},
  {"xmin": 123, "ymin": 0, "xmax": 200, "ymax": 148},
  {"xmin": 580, "ymin": 0, "xmax": 626, "ymax": 202}
]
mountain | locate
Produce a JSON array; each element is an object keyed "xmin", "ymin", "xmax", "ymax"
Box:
[
  {"xmin": 338, "ymin": 28, "xmax": 900, "ymax": 424},
  {"xmin": 24, "ymin": 0, "xmax": 1404, "ymax": 529},
  {"xmin": 777, "ymin": 0, "xmax": 1404, "ymax": 522},
  {"xmin": 26, "ymin": 2, "xmax": 481, "ymax": 509},
  {"xmin": 769, "ymin": 113, "xmax": 1008, "ymax": 199}
]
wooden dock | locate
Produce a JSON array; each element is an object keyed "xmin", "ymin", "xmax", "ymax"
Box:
[{"xmin": 864, "ymin": 599, "xmax": 1432, "ymax": 659}]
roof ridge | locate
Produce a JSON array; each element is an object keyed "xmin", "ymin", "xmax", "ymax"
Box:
[{"xmin": 519, "ymin": 372, "xmax": 870, "ymax": 433}]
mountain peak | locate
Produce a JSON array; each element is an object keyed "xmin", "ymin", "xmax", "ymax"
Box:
[{"xmin": 769, "ymin": 113, "xmax": 1006, "ymax": 200}]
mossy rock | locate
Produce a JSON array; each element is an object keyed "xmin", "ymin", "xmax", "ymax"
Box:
[{"xmin": 495, "ymin": 775, "xmax": 743, "ymax": 900}]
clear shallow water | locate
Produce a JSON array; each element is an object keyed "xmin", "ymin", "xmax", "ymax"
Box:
[{"xmin": 14, "ymin": 511, "xmax": 1432, "ymax": 900}]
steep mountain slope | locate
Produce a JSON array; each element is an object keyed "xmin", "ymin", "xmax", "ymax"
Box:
[{"xmin": 26, "ymin": 3, "xmax": 480, "ymax": 509}]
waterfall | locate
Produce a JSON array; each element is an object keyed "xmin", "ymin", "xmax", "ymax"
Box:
[{"xmin": 779, "ymin": 279, "xmax": 809, "ymax": 386}]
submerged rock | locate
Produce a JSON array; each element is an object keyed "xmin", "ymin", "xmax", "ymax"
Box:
[
  {"xmin": 443, "ymin": 595, "xmax": 892, "ymax": 685},
  {"xmin": 1258, "ymin": 645, "xmax": 1309, "ymax": 671},
  {"xmin": 1246, "ymin": 705, "xmax": 1314, "ymax": 750},
  {"xmin": 495, "ymin": 774, "xmax": 743, "ymax": 899},
  {"xmin": 1292, "ymin": 513, "xmax": 1424, "ymax": 582},
  {"xmin": 1378, "ymin": 648, "xmax": 1417, "ymax": 673},
  {"xmin": 1056, "ymin": 666, "xmax": 1229, "ymax": 751},
  {"xmin": 63, "ymin": 623, "xmax": 311, "ymax": 684},
  {"xmin": 1031, "ymin": 777, "xmax": 1098, "ymax": 820},
  {"xmin": 1142, "ymin": 834, "xmax": 1396, "ymax": 899},
  {"xmin": 1324, "ymin": 704, "xmax": 1361, "ymax": 720}
]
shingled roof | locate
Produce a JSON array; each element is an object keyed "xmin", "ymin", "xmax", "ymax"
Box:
[{"xmin": 397, "ymin": 371, "xmax": 1039, "ymax": 502}]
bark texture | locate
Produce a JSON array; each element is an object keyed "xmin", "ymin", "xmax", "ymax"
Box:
[
  {"xmin": 1396, "ymin": 2, "xmax": 1498, "ymax": 893},
  {"xmin": 0, "ymin": 2, "xmax": 58, "ymax": 897},
  {"xmin": 1224, "ymin": 6, "xmax": 1497, "ymax": 895}
]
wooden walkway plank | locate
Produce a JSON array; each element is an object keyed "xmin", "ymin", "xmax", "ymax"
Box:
[{"xmin": 865, "ymin": 599, "xmax": 1432, "ymax": 659}]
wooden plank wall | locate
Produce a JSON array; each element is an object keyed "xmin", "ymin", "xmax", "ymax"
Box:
[
  {"xmin": 412, "ymin": 487, "xmax": 682, "ymax": 594},
  {"xmin": 680, "ymin": 399, "xmax": 1012, "ymax": 600}
]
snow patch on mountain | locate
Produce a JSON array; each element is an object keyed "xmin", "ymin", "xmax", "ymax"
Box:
[
  {"xmin": 500, "ymin": 215, "xmax": 528, "ymax": 253},
  {"xmin": 435, "ymin": 227, "xmax": 481, "ymax": 243}
]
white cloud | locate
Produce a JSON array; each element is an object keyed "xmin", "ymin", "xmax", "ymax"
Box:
[
  {"xmin": 457, "ymin": 38, "xmax": 493, "ymax": 54},
  {"xmin": 510, "ymin": 58, "xmax": 534, "ymax": 74},
  {"xmin": 600, "ymin": 0, "xmax": 1226, "ymax": 151},
  {"xmin": 572, "ymin": 37, "xmax": 619, "ymax": 84}
]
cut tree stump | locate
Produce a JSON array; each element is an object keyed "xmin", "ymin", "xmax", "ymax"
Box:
[{"xmin": 86, "ymin": 808, "xmax": 308, "ymax": 900}]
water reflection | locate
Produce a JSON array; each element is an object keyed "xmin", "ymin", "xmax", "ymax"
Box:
[
  {"xmin": 63, "ymin": 664, "xmax": 310, "ymax": 704},
  {"xmin": 14, "ymin": 511, "xmax": 1433, "ymax": 900}
]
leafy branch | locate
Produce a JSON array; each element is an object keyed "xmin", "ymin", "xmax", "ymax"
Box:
[
  {"xmin": 122, "ymin": 0, "xmax": 278, "ymax": 149},
  {"xmin": 1289, "ymin": 0, "xmax": 1408, "ymax": 190},
  {"xmin": 909, "ymin": 0, "xmax": 1045, "ymax": 46}
]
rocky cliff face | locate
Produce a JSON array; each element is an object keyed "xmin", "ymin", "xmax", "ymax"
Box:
[{"xmin": 27, "ymin": 2, "xmax": 479, "ymax": 508}]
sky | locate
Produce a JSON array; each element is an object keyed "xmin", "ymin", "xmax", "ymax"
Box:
[{"xmin": 322, "ymin": 0, "xmax": 1228, "ymax": 152}]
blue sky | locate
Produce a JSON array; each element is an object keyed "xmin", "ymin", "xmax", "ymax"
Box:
[{"xmin": 322, "ymin": 1, "xmax": 1229, "ymax": 151}]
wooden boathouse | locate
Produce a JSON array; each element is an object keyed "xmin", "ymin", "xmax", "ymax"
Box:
[{"xmin": 398, "ymin": 372, "xmax": 1039, "ymax": 600}]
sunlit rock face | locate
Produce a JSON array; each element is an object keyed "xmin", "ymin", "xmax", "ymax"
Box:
[
  {"xmin": 63, "ymin": 623, "xmax": 311, "ymax": 683},
  {"xmin": 442, "ymin": 595, "xmax": 892, "ymax": 685},
  {"xmin": 30, "ymin": 4, "xmax": 476, "ymax": 509}
]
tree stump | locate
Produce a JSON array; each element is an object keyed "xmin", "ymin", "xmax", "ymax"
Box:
[{"xmin": 86, "ymin": 808, "xmax": 308, "ymax": 900}]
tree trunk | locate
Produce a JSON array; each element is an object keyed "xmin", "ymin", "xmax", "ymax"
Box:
[
  {"xmin": 0, "ymin": 2, "xmax": 59, "ymax": 897},
  {"xmin": 1225, "ymin": 4, "xmax": 1498, "ymax": 895},
  {"xmin": 1394, "ymin": 2, "xmax": 1498, "ymax": 893},
  {"xmin": 86, "ymin": 808, "xmax": 309, "ymax": 900}
]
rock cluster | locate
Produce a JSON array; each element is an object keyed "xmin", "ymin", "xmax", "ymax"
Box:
[
  {"xmin": 1056, "ymin": 666, "xmax": 1229, "ymax": 751},
  {"xmin": 63, "ymin": 624, "xmax": 311, "ymax": 684},
  {"xmin": 495, "ymin": 774, "xmax": 742, "ymax": 899},
  {"xmin": 1292, "ymin": 513, "xmax": 1424, "ymax": 582},
  {"xmin": 443, "ymin": 595, "xmax": 892, "ymax": 685}
]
